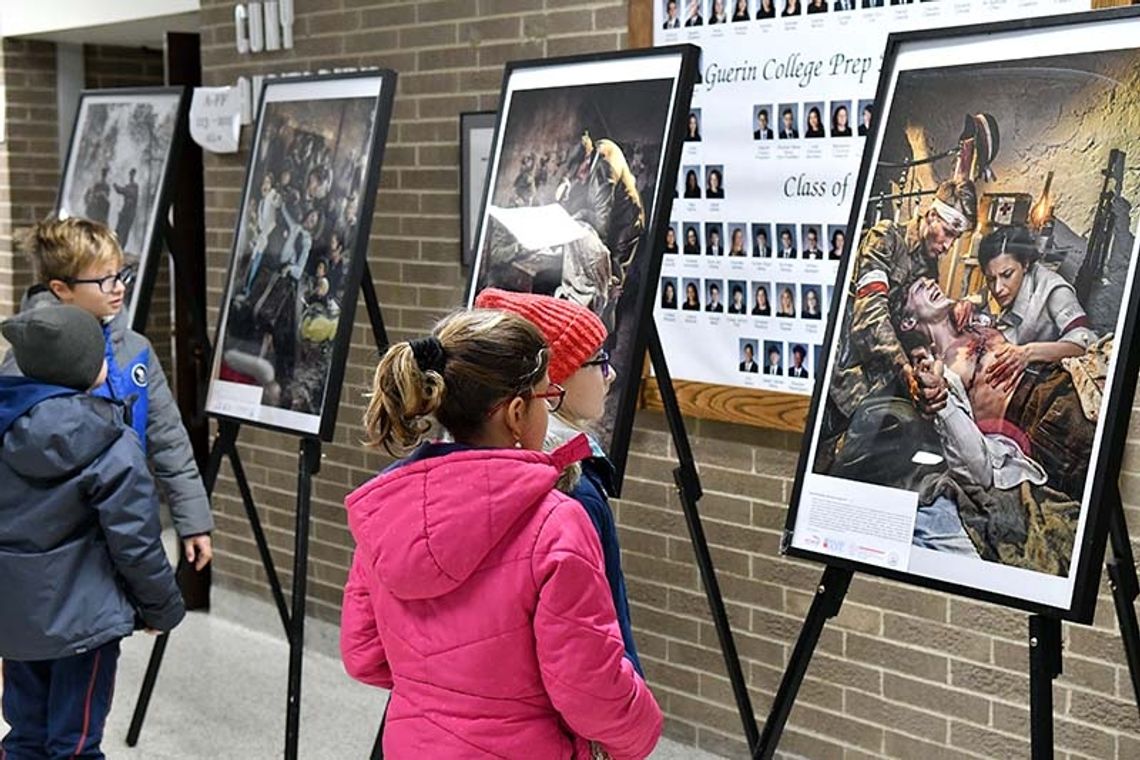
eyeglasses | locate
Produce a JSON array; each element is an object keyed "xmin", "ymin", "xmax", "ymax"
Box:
[
  {"xmin": 582, "ymin": 349, "xmax": 612, "ymax": 379},
  {"xmin": 64, "ymin": 266, "xmax": 135, "ymax": 294},
  {"xmin": 488, "ymin": 382, "xmax": 566, "ymax": 416}
]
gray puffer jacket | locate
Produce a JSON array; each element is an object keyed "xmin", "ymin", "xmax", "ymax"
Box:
[
  {"xmin": 1, "ymin": 288, "xmax": 213, "ymax": 537},
  {"xmin": 0, "ymin": 379, "xmax": 185, "ymax": 661}
]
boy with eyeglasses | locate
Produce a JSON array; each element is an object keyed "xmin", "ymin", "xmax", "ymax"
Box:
[
  {"xmin": 1, "ymin": 217, "xmax": 214, "ymax": 571},
  {"xmin": 474, "ymin": 288, "xmax": 642, "ymax": 675}
]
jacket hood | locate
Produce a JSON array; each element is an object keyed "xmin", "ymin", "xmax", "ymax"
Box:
[
  {"xmin": 0, "ymin": 377, "xmax": 124, "ymax": 480},
  {"xmin": 345, "ymin": 435, "xmax": 592, "ymax": 601},
  {"xmin": 19, "ymin": 287, "xmax": 124, "ymax": 341}
]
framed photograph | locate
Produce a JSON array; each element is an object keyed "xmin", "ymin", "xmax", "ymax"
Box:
[
  {"xmin": 205, "ymin": 71, "xmax": 397, "ymax": 441},
  {"xmin": 56, "ymin": 87, "xmax": 188, "ymax": 332},
  {"xmin": 467, "ymin": 46, "xmax": 699, "ymax": 493},
  {"xmin": 460, "ymin": 111, "xmax": 496, "ymax": 267},
  {"xmin": 784, "ymin": 8, "xmax": 1140, "ymax": 622}
]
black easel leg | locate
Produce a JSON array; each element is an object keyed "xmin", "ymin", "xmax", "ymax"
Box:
[
  {"xmin": 1029, "ymin": 615, "xmax": 1062, "ymax": 760},
  {"xmin": 1105, "ymin": 489, "xmax": 1140, "ymax": 714},
  {"xmin": 756, "ymin": 565, "xmax": 852, "ymax": 760},
  {"xmin": 228, "ymin": 446, "xmax": 291, "ymax": 631},
  {"xmin": 284, "ymin": 439, "xmax": 321, "ymax": 760},
  {"xmin": 369, "ymin": 703, "xmax": 387, "ymax": 760},
  {"xmin": 361, "ymin": 264, "xmax": 389, "ymax": 352},
  {"xmin": 646, "ymin": 322, "xmax": 760, "ymax": 753},
  {"xmin": 126, "ymin": 422, "xmax": 236, "ymax": 746}
]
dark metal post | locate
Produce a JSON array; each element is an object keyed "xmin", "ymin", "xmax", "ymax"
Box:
[
  {"xmin": 1029, "ymin": 615, "xmax": 1062, "ymax": 760},
  {"xmin": 1104, "ymin": 483, "xmax": 1140, "ymax": 715},
  {"xmin": 756, "ymin": 565, "xmax": 852, "ymax": 759},
  {"xmin": 646, "ymin": 321, "xmax": 760, "ymax": 753},
  {"xmin": 284, "ymin": 438, "xmax": 321, "ymax": 760}
]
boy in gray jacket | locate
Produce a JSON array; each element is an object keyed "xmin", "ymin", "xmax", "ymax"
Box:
[{"xmin": 0, "ymin": 306, "xmax": 184, "ymax": 759}]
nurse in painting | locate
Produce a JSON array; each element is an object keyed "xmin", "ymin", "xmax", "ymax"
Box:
[{"xmin": 977, "ymin": 225, "xmax": 1097, "ymax": 391}]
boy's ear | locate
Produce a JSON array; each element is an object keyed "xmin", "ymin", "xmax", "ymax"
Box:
[{"xmin": 47, "ymin": 279, "xmax": 70, "ymax": 301}]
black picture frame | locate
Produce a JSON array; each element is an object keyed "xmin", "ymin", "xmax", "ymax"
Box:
[
  {"xmin": 783, "ymin": 6, "xmax": 1140, "ymax": 623},
  {"xmin": 205, "ymin": 70, "xmax": 398, "ymax": 442},
  {"xmin": 466, "ymin": 45, "xmax": 700, "ymax": 495},
  {"xmin": 55, "ymin": 86, "xmax": 189, "ymax": 333},
  {"xmin": 460, "ymin": 111, "xmax": 496, "ymax": 268}
]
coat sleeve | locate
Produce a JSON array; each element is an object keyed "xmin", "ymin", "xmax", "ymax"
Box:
[
  {"xmin": 143, "ymin": 340, "xmax": 215, "ymax": 537},
  {"xmin": 531, "ymin": 497, "xmax": 662, "ymax": 760},
  {"xmin": 87, "ymin": 431, "xmax": 186, "ymax": 632},
  {"xmin": 340, "ymin": 547, "xmax": 393, "ymax": 689}
]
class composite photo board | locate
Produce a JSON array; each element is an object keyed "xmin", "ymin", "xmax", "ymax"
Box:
[
  {"xmin": 467, "ymin": 46, "xmax": 700, "ymax": 492},
  {"xmin": 785, "ymin": 8, "xmax": 1140, "ymax": 622},
  {"xmin": 205, "ymin": 71, "xmax": 397, "ymax": 440},
  {"xmin": 56, "ymin": 87, "xmax": 189, "ymax": 331}
]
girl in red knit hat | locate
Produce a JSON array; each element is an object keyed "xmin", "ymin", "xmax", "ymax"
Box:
[{"xmin": 473, "ymin": 288, "xmax": 643, "ymax": 675}]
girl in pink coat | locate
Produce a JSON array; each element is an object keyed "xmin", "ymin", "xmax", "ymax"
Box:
[{"xmin": 340, "ymin": 309, "xmax": 663, "ymax": 759}]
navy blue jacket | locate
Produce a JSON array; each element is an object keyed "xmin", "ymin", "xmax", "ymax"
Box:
[{"xmin": 0, "ymin": 377, "xmax": 184, "ymax": 661}]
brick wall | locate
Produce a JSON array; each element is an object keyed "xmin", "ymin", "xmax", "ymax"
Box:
[
  {"xmin": 0, "ymin": 39, "xmax": 57, "ymax": 324},
  {"xmin": 196, "ymin": 2, "xmax": 1140, "ymax": 758}
]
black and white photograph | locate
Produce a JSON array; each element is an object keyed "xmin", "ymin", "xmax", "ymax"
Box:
[
  {"xmin": 468, "ymin": 47, "xmax": 697, "ymax": 489},
  {"xmin": 57, "ymin": 88, "xmax": 187, "ymax": 329},
  {"xmin": 460, "ymin": 111, "xmax": 497, "ymax": 267},
  {"xmin": 206, "ymin": 72, "xmax": 396, "ymax": 439},
  {"xmin": 787, "ymin": 11, "xmax": 1140, "ymax": 620}
]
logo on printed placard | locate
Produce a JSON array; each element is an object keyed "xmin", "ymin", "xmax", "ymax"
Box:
[{"xmin": 131, "ymin": 363, "xmax": 148, "ymax": 387}]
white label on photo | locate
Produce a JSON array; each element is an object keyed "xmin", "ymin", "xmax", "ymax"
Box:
[{"xmin": 794, "ymin": 475, "xmax": 918, "ymax": 571}]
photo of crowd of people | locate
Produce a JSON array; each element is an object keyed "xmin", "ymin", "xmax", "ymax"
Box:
[
  {"xmin": 470, "ymin": 55, "xmax": 691, "ymax": 469},
  {"xmin": 208, "ymin": 78, "xmax": 389, "ymax": 435},
  {"xmin": 753, "ymin": 100, "xmax": 874, "ymax": 141},
  {"xmin": 808, "ymin": 45, "xmax": 1140, "ymax": 582}
]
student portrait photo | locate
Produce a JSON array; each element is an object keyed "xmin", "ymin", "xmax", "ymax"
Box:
[
  {"xmin": 802, "ymin": 225, "xmax": 824, "ymax": 259},
  {"xmin": 834, "ymin": 0, "xmax": 856, "ymax": 9},
  {"xmin": 863, "ymin": 0, "xmax": 885, "ymax": 7},
  {"xmin": 705, "ymin": 165, "xmax": 725, "ymax": 199},
  {"xmin": 686, "ymin": 109, "xmax": 702, "ymax": 141},
  {"xmin": 857, "ymin": 99, "xmax": 874, "ymax": 136},
  {"xmin": 755, "ymin": 0, "xmax": 777, "ymax": 16},
  {"xmin": 739, "ymin": 339, "xmax": 760, "ymax": 372},
  {"xmin": 776, "ymin": 282, "xmax": 797, "ymax": 317},
  {"xmin": 709, "ymin": 0, "xmax": 729, "ymax": 23},
  {"xmin": 685, "ymin": 0, "xmax": 705, "ymax": 25},
  {"xmin": 660, "ymin": 276, "xmax": 678, "ymax": 309},
  {"xmin": 683, "ymin": 223, "xmax": 701, "ymax": 255},
  {"xmin": 806, "ymin": 0, "xmax": 828, "ymax": 12},
  {"xmin": 663, "ymin": 222, "xmax": 680, "ymax": 254},
  {"xmin": 752, "ymin": 223, "xmax": 772, "ymax": 257},
  {"xmin": 705, "ymin": 222, "xmax": 724, "ymax": 256},
  {"xmin": 732, "ymin": 0, "xmax": 751, "ymax": 21},
  {"xmin": 831, "ymin": 101, "xmax": 853, "ymax": 137},
  {"xmin": 779, "ymin": 104, "xmax": 799, "ymax": 139},
  {"xmin": 663, "ymin": 0, "xmax": 682, "ymax": 27},
  {"xmin": 728, "ymin": 280, "xmax": 748, "ymax": 314},
  {"xmin": 804, "ymin": 103, "xmax": 826, "ymax": 138},
  {"xmin": 681, "ymin": 278, "xmax": 701, "ymax": 310},
  {"xmin": 782, "ymin": 0, "xmax": 802, "ymax": 16},
  {"xmin": 728, "ymin": 224, "xmax": 747, "ymax": 256},
  {"xmin": 763, "ymin": 341, "xmax": 784, "ymax": 374},
  {"xmin": 705, "ymin": 279, "xmax": 725, "ymax": 312},
  {"xmin": 753, "ymin": 105, "xmax": 774, "ymax": 140},
  {"xmin": 776, "ymin": 225, "xmax": 797, "ymax": 258},
  {"xmin": 801, "ymin": 285, "xmax": 823, "ymax": 319},
  {"xmin": 828, "ymin": 225, "xmax": 846, "ymax": 260},
  {"xmin": 682, "ymin": 165, "xmax": 701, "ymax": 198},
  {"xmin": 752, "ymin": 282, "xmax": 772, "ymax": 316},
  {"xmin": 789, "ymin": 343, "xmax": 810, "ymax": 377}
]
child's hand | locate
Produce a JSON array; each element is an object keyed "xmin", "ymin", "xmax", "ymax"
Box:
[
  {"xmin": 183, "ymin": 534, "xmax": 214, "ymax": 571},
  {"xmin": 144, "ymin": 628, "xmax": 162, "ymax": 636}
]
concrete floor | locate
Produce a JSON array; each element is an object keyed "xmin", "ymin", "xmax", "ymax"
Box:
[{"xmin": 2, "ymin": 586, "xmax": 724, "ymax": 759}]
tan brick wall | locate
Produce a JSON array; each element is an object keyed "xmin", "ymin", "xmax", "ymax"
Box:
[
  {"xmin": 197, "ymin": 3, "xmax": 1140, "ymax": 759},
  {"xmin": 0, "ymin": 39, "xmax": 57, "ymax": 323}
]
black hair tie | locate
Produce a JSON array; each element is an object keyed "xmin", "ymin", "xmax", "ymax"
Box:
[{"xmin": 409, "ymin": 336, "xmax": 447, "ymax": 374}]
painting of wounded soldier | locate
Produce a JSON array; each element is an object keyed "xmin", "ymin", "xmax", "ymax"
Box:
[{"xmin": 814, "ymin": 49, "xmax": 1140, "ymax": 577}]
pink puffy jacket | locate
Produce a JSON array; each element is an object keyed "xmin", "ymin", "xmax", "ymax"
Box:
[{"xmin": 340, "ymin": 435, "xmax": 663, "ymax": 759}]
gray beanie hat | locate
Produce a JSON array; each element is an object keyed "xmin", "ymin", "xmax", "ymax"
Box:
[{"xmin": 1, "ymin": 305, "xmax": 106, "ymax": 391}]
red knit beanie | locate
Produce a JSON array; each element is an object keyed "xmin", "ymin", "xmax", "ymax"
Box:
[{"xmin": 474, "ymin": 288, "xmax": 608, "ymax": 385}]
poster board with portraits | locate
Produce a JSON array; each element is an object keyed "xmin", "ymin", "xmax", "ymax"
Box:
[
  {"xmin": 56, "ymin": 87, "xmax": 189, "ymax": 332},
  {"xmin": 784, "ymin": 8, "xmax": 1140, "ymax": 622},
  {"xmin": 205, "ymin": 71, "xmax": 397, "ymax": 441},
  {"xmin": 648, "ymin": 0, "xmax": 1091, "ymax": 433},
  {"xmin": 467, "ymin": 46, "xmax": 699, "ymax": 494}
]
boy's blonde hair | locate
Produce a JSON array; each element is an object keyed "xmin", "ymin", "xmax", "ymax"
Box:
[{"xmin": 16, "ymin": 216, "xmax": 124, "ymax": 282}]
